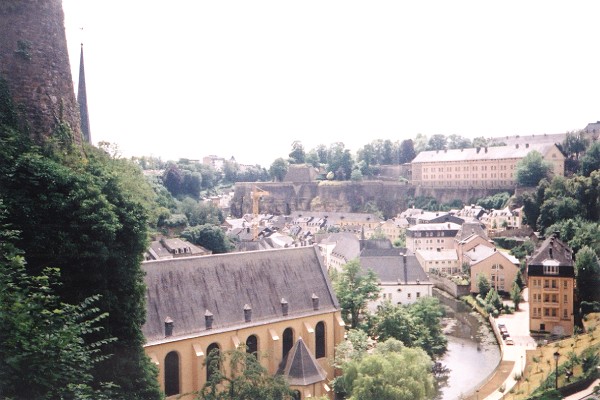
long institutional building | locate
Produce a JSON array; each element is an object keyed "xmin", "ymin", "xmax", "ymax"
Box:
[{"xmin": 411, "ymin": 143, "xmax": 565, "ymax": 188}]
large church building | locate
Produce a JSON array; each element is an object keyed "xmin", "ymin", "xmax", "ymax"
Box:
[{"xmin": 142, "ymin": 246, "xmax": 344, "ymax": 399}]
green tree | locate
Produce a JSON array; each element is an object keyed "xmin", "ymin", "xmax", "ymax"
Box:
[
  {"xmin": 199, "ymin": 346, "xmax": 294, "ymax": 400},
  {"xmin": 332, "ymin": 259, "xmax": 380, "ymax": 329},
  {"xmin": 350, "ymin": 168, "xmax": 363, "ymax": 181},
  {"xmin": 398, "ymin": 139, "xmax": 416, "ymax": 164},
  {"xmin": 447, "ymin": 134, "xmax": 472, "ymax": 150},
  {"xmin": 426, "ymin": 134, "xmax": 447, "ymax": 151},
  {"xmin": 476, "ymin": 192, "xmax": 511, "ymax": 210},
  {"xmin": 407, "ymin": 297, "xmax": 447, "ymax": 356},
  {"xmin": 0, "ymin": 206, "xmax": 116, "ymax": 399},
  {"xmin": 181, "ymin": 224, "xmax": 233, "ymax": 254},
  {"xmin": 477, "ymin": 274, "xmax": 492, "ymax": 297},
  {"xmin": 179, "ymin": 197, "xmax": 224, "ymax": 226},
  {"xmin": 580, "ymin": 141, "xmax": 600, "ymax": 177},
  {"xmin": 515, "ymin": 150, "xmax": 552, "ymax": 187},
  {"xmin": 163, "ymin": 163, "xmax": 184, "ymax": 196},
  {"xmin": 510, "ymin": 282, "xmax": 523, "ymax": 311},
  {"xmin": 574, "ymin": 246, "xmax": 600, "ymax": 303},
  {"xmin": 336, "ymin": 339, "xmax": 435, "ymax": 400},
  {"xmin": 0, "ymin": 128, "xmax": 161, "ymax": 399},
  {"xmin": 288, "ymin": 140, "xmax": 306, "ymax": 164},
  {"xmin": 269, "ymin": 157, "xmax": 288, "ymax": 182}
]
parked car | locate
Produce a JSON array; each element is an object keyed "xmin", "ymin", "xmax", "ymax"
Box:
[{"xmin": 505, "ymin": 337, "xmax": 514, "ymax": 345}]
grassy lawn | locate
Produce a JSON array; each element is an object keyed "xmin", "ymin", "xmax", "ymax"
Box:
[{"xmin": 503, "ymin": 313, "xmax": 600, "ymax": 400}]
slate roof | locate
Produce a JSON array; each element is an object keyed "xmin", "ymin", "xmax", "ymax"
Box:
[
  {"xmin": 360, "ymin": 250, "xmax": 429, "ymax": 284},
  {"xmin": 142, "ymin": 246, "xmax": 339, "ymax": 344},
  {"xmin": 277, "ymin": 337, "xmax": 327, "ymax": 386},
  {"xmin": 283, "ymin": 165, "xmax": 319, "ymax": 182},
  {"xmin": 412, "ymin": 143, "xmax": 560, "ymax": 163},
  {"xmin": 455, "ymin": 222, "xmax": 489, "ymax": 241},
  {"xmin": 527, "ymin": 233, "xmax": 575, "ymax": 277}
]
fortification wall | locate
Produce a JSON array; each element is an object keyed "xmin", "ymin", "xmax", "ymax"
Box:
[
  {"xmin": 232, "ymin": 181, "xmax": 513, "ymax": 218},
  {"xmin": 0, "ymin": 0, "xmax": 82, "ymax": 144}
]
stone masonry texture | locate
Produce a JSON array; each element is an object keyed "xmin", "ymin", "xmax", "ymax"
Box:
[{"xmin": 0, "ymin": 0, "xmax": 82, "ymax": 145}]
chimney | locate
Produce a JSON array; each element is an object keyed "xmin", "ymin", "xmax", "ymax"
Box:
[
  {"xmin": 549, "ymin": 247, "xmax": 553, "ymax": 259},
  {"xmin": 244, "ymin": 304, "xmax": 252, "ymax": 322},
  {"xmin": 281, "ymin": 298, "xmax": 289, "ymax": 316},
  {"xmin": 312, "ymin": 293, "xmax": 320, "ymax": 310},
  {"xmin": 165, "ymin": 317, "xmax": 174, "ymax": 337},
  {"xmin": 205, "ymin": 310, "xmax": 214, "ymax": 329}
]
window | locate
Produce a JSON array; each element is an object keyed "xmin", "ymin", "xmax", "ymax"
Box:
[
  {"xmin": 543, "ymin": 265, "xmax": 558, "ymax": 275},
  {"xmin": 246, "ymin": 335, "xmax": 258, "ymax": 357},
  {"xmin": 563, "ymin": 280, "xmax": 568, "ymax": 289},
  {"xmin": 416, "ymin": 292, "xmax": 421, "ymax": 298},
  {"xmin": 164, "ymin": 351, "xmax": 180, "ymax": 396},
  {"xmin": 407, "ymin": 293, "xmax": 412, "ymax": 299},
  {"xmin": 563, "ymin": 294, "xmax": 568, "ymax": 304},
  {"xmin": 206, "ymin": 343, "xmax": 220, "ymax": 383},
  {"xmin": 315, "ymin": 322, "xmax": 326, "ymax": 359},
  {"xmin": 563, "ymin": 309, "xmax": 568, "ymax": 319},
  {"xmin": 283, "ymin": 328, "xmax": 294, "ymax": 359}
]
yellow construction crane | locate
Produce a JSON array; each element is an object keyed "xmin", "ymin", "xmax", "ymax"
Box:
[{"xmin": 251, "ymin": 185, "xmax": 269, "ymax": 240}]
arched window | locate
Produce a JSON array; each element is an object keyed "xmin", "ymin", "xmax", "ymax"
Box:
[
  {"xmin": 283, "ymin": 328, "xmax": 294, "ymax": 359},
  {"xmin": 315, "ymin": 321, "xmax": 326, "ymax": 358},
  {"xmin": 292, "ymin": 389, "xmax": 302, "ymax": 400},
  {"xmin": 206, "ymin": 343, "xmax": 221, "ymax": 383},
  {"xmin": 164, "ymin": 351, "xmax": 180, "ymax": 396},
  {"xmin": 246, "ymin": 334, "xmax": 258, "ymax": 357}
]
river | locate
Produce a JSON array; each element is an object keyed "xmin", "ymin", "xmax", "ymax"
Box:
[{"xmin": 434, "ymin": 289, "xmax": 502, "ymax": 400}]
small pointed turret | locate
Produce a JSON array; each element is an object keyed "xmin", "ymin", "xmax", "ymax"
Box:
[{"xmin": 78, "ymin": 43, "xmax": 92, "ymax": 144}]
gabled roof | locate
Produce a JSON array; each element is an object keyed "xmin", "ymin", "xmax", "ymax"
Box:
[
  {"xmin": 277, "ymin": 337, "xmax": 327, "ymax": 386},
  {"xmin": 527, "ymin": 233, "xmax": 575, "ymax": 277},
  {"xmin": 465, "ymin": 245, "xmax": 519, "ymax": 265},
  {"xmin": 411, "ymin": 143, "xmax": 562, "ymax": 163},
  {"xmin": 142, "ymin": 246, "xmax": 339, "ymax": 344},
  {"xmin": 360, "ymin": 251, "xmax": 429, "ymax": 284},
  {"xmin": 456, "ymin": 222, "xmax": 489, "ymax": 241}
]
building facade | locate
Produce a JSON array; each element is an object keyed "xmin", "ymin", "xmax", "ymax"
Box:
[
  {"xmin": 406, "ymin": 223, "xmax": 461, "ymax": 252},
  {"xmin": 142, "ymin": 246, "xmax": 344, "ymax": 399},
  {"xmin": 411, "ymin": 143, "xmax": 565, "ymax": 188},
  {"xmin": 527, "ymin": 234, "xmax": 575, "ymax": 336}
]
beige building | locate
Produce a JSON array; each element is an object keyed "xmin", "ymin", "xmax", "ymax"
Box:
[
  {"xmin": 411, "ymin": 143, "xmax": 565, "ymax": 188},
  {"xmin": 467, "ymin": 246, "xmax": 520, "ymax": 293},
  {"xmin": 406, "ymin": 223, "xmax": 461, "ymax": 252},
  {"xmin": 480, "ymin": 206, "xmax": 524, "ymax": 233},
  {"xmin": 527, "ymin": 233, "xmax": 575, "ymax": 336},
  {"xmin": 416, "ymin": 249, "xmax": 460, "ymax": 274},
  {"xmin": 142, "ymin": 246, "xmax": 344, "ymax": 399}
]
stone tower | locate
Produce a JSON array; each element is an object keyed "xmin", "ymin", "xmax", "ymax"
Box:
[
  {"xmin": 78, "ymin": 43, "xmax": 91, "ymax": 144},
  {"xmin": 0, "ymin": 0, "xmax": 82, "ymax": 145}
]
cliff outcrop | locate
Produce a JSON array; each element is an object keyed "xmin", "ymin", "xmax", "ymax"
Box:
[{"xmin": 232, "ymin": 181, "xmax": 510, "ymax": 219}]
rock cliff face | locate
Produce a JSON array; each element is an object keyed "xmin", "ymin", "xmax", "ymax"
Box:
[
  {"xmin": 0, "ymin": 0, "xmax": 82, "ymax": 144},
  {"xmin": 232, "ymin": 182, "xmax": 510, "ymax": 219}
]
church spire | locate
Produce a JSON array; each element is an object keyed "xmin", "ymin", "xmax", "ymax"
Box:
[{"xmin": 78, "ymin": 43, "xmax": 92, "ymax": 144}]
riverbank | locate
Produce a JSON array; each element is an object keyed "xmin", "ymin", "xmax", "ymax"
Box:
[{"xmin": 433, "ymin": 289, "xmax": 501, "ymax": 399}]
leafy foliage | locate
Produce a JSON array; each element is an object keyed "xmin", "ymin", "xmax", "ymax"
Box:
[
  {"xmin": 476, "ymin": 192, "xmax": 510, "ymax": 210},
  {"xmin": 269, "ymin": 157, "xmax": 288, "ymax": 182},
  {"xmin": 574, "ymin": 246, "xmax": 600, "ymax": 303},
  {"xmin": 477, "ymin": 274, "xmax": 491, "ymax": 297},
  {"xmin": 515, "ymin": 150, "xmax": 552, "ymax": 187},
  {"xmin": 332, "ymin": 259, "xmax": 380, "ymax": 329},
  {"xmin": 369, "ymin": 297, "xmax": 447, "ymax": 357},
  {"xmin": 199, "ymin": 346, "xmax": 294, "ymax": 400},
  {"xmin": 181, "ymin": 224, "xmax": 234, "ymax": 254},
  {"xmin": 0, "ymin": 125, "xmax": 161, "ymax": 398},
  {"xmin": 0, "ymin": 207, "xmax": 116, "ymax": 399},
  {"xmin": 335, "ymin": 339, "xmax": 435, "ymax": 400}
]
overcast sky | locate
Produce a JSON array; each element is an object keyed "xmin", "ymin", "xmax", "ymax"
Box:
[{"xmin": 62, "ymin": 1, "xmax": 600, "ymax": 167}]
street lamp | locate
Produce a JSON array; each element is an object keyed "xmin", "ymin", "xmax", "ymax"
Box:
[{"xmin": 553, "ymin": 351, "xmax": 560, "ymax": 389}]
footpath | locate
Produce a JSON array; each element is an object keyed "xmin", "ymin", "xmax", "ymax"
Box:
[
  {"xmin": 459, "ymin": 289, "xmax": 534, "ymax": 400},
  {"xmin": 461, "ymin": 288, "xmax": 599, "ymax": 400}
]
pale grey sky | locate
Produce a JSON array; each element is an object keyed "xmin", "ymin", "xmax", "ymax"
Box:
[{"xmin": 63, "ymin": 1, "xmax": 600, "ymax": 167}]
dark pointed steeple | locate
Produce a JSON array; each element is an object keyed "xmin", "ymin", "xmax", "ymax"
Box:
[{"xmin": 78, "ymin": 43, "xmax": 91, "ymax": 144}]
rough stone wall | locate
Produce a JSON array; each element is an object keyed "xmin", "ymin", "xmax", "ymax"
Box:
[
  {"xmin": 0, "ymin": 0, "xmax": 82, "ymax": 145},
  {"xmin": 232, "ymin": 181, "xmax": 514, "ymax": 219}
]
